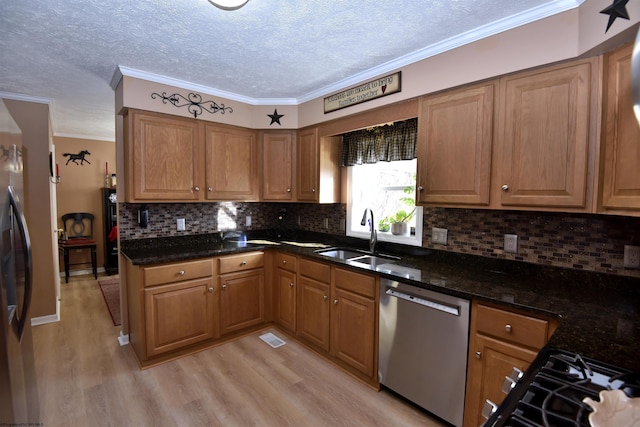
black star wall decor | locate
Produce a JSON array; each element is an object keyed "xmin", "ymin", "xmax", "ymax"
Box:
[
  {"xmin": 268, "ymin": 109, "xmax": 284, "ymax": 125},
  {"xmin": 600, "ymin": 0, "xmax": 630, "ymax": 33}
]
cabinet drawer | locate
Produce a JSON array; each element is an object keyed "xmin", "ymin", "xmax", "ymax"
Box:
[
  {"xmin": 144, "ymin": 259, "xmax": 213, "ymax": 287},
  {"xmin": 333, "ymin": 267, "xmax": 376, "ymax": 299},
  {"xmin": 218, "ymin": 251, "xmax": 264, "ymax": 274},
  {"xmin": 476, "ymin": 304, "xmax": 549, "ymax": 349},
  {"xmin": 275, "ymin": 252, "xmax": 297, "ymax": 272},
  {"xmin": 299, "ymin": 258, "xmax": 331, "ymax": 283}
]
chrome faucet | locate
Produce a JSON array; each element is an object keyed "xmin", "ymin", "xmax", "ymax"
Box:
[{"xmin": 360, "ymin": 208, "xmax": 377, "ymax": 253}]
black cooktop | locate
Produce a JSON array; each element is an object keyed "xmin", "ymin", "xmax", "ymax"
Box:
[{"xmin": 486, "ymin": 348, "xmax": 640, "ymax": 427}]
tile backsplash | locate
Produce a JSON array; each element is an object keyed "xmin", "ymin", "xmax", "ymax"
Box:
[{"xmin": 119, "ymin": 202, "xmax": 640, "ymax": 278}]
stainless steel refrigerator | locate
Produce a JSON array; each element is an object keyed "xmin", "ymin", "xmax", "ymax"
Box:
[{"xmin": 0, "ymin": 105, "xmax": 39, "ymax": 423}]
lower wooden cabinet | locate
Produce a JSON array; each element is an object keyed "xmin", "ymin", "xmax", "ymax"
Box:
[
  {"xmin": 463, "ymin": 302, "xmax": 557, "ymax": 427},
  {"xmin": 296, "ymin": 258, "xmax": 378, "ymax": 382},
  {"xmin": 144, "ymin": 277, "xmax": 217, "ymax": 357},
  {"xmin": 274, "ymin": 252, "xmax": 297, "ymax": 333},
  {"xmin": 219, "ymin": 269, "xmax": 265, "ymax": 334}
]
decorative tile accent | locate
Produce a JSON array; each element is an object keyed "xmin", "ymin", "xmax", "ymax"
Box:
[{"xmin": 119, "ymin": 202, "xmax": 640, "ymax": 279}]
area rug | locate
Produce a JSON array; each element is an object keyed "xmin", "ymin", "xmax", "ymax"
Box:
[{"xmin": 98, "ymin": 277, "xmax": 121, "ymax": 326}]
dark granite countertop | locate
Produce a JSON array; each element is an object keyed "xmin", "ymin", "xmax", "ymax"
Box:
[{"xmin": 120, "ymin": 230, "xmax": 640, "ymax": 373}]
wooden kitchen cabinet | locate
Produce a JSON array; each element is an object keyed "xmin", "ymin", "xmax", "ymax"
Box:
[
  {"xmin": 218, "ymin": 252, "xmax": 265, "ymax": 335},
  {"xmin": 297, "ymin": 258, "xmax": 331, "ymax": 351},
  {"xmin": 296, "ymin": 128, "xmax": 342, "ymax": 203},
  {"xmin": 296, "ymin": 258, "xmax": 378, "ymax": 382},
  {"xmin": 331, "ymin": 267, "xmax": 377, "ymax": 379},
  {"xmin": 274, "ymin": 252, "xmax": 297, "ymax": 333},
  {"xmin": 261, "ymin": 131, "xmax": 295, "ymax": 201},
  {"xmin": 125, "ymin": 109, "xmax": 200, "ymax": 201},
  {"xmin": 463, "ymin": 302, "xmax": 557, "ymax": 427},
  {"xmin": 497, "ymin": 58, "xmax": 597, "ymax": 209},
  {"xmin": 126, "ymin": 258, "xmax": 217, "ymax": 362},
  {"xmin": 203, "ymin": 123, "xmax": 259, "ymax": 201},
  {"xmin": 599, "ymin": 42, "xmax": 640, "ymax": 214},
  {"xmin": 416, "ymin": 82, "xmax": 495, "ymax": 205}
]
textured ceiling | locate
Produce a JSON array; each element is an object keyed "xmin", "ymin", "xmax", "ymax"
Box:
[{"xmin": 0, "ymin": 0, "xmax": 582, "ymax": 141}]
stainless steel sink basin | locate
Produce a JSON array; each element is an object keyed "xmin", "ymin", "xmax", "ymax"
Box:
[
  {"xmin": 314, "ymin": 247, "xmax": 367, "ymax": 260},
  {"xmin": 314, "ymin": 247, "xmax": 400, "ymax": 266}
]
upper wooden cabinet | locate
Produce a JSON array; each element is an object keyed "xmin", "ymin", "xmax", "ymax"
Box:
[
  {"xmin": 203, "ymin": 123, "xmax": 258, "ymax": 201},
  {"xmin": 498, "ymin": 59, "xmax": 596, "ymax": 209},
  {"xmin": 417, "ymin": 83, "xmax": 495, "ymax": 205},
  {"xmin": 296, "ymin": 128, "xmax": 341, "ymax": 203},
  {"xmin": 599, "ymin": 42, "xmax": 640, "ymax": 214},
  {"xmin": 125, "ymin": 110, "xmax": 200, "ymax": 201},
  {"xmin": 261, "ymin": 131, "xmax": 295, "ymax": 201}
]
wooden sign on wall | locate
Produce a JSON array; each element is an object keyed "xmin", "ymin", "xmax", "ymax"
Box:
[{"xmin": 324, "ymin": 71, "xmax": 401, "ymax": 113}]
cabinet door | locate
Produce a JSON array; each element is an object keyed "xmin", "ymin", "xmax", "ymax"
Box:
[
  {"xmin": 203, "ymin": 123, "xmax": 258, "ymax": 201},
  {"xmin": 297, "ymin": 128, "xmax": 319, "ymax": 202},
  {"xmin": 297, "ymin": 276, "xmax": 330, "ymax": 352},
  {"xmin": 600, "ymin": 43, "xmax": 640, "ymax": 212},
  {"xmin": 275, "ymin": 268, "xmax": 296, "ymax": 333},
  {"xmin": 262, "ymin": 132, "xmax": 294, "ymax": 200},
  {"xmin": 331, "ymin": 288, "xmax": 376, "ymax": 378},
  {"xmin": 220, "ymin": 269, "xmax": 264, "ymax": 334},
  {"xmin": 128, "ymin": 111, "xmax": 200, "ymax": 201},
  {"xmin": 463, "ymin": 334, "xmax": 536, "ymax": 427},
  {"xmin": 144, "ymin": 278, "xmax": 216, "ymax": 357},
  {"xmin": 499, "ymin": 61, "xmax": 593, "ymax": 208},
  {"xmin": 417, "ymin": 83, "xmax": 494, "ymax": 205}
]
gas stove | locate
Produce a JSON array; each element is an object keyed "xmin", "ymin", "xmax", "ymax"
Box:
[{"xmin": 485, "ymin": 348, "xmax": 640, "ymax": 427}]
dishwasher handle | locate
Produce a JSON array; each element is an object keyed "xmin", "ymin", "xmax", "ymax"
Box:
[{"xmin": 385, "ymin": 288, "xmax": 460, "ymax": 316}]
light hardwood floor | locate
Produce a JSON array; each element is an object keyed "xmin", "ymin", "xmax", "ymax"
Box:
[{"xmin": 33, "ymin": 275, "xmax": 446, "ymax": 426}]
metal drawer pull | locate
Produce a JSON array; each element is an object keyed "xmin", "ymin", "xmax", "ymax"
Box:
[
  {"xmin": 323, "ymin": 295, "xmax": 327, "ymax": 301},
  {"xmin": 208, "ymin": 287, "xmax": 213, "ymax": 293},
  {"xmin": 482, "ymin": 400, "xmax": 498, "ymax": 420},
  {"xmin": 501, "ymin": 184, "xmax": 509, "ymax": 191},
  {"xmin": 208, "ymin": 186, "xmax": 213, "ymax": 192},
  {"xmin": 241, "ymin": 260, "xmax": 247, "ymax": 265},
  {"xmin": 282, "ymin": 260, "xmax": 287, "ymax": 264},
  {"xmin": 194, "ymin": 186, "xmax": 200, "ymax": 192},
  {"xmin": 333, "ymin": 299, "xmax": 338, "ymax": 305},
  {"xmin": 505, "ymin": 324, "xmax": 512, "ymax": 332},
  {"xmin": 222, "ymin": 284, "xmax": 227, "ymax": 289},
  {"xmin": 289, "ymin": 282, "xmax": 294, "ymax": 288},
  {"xmin": 178, "ymin": 270, "xmax": 185, "ymax": 276},
  {"xmin": 475, "ymin": 351, "xmax": 481, "ymax": 359},
  {"xmin": 502, "ymin": 376, "xmax": 517, "ymax": 394}
]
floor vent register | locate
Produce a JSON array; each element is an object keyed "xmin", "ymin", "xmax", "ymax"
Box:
[{"xmin": 259, "ymin": 332, "xmax": 286, "ymax": 348}]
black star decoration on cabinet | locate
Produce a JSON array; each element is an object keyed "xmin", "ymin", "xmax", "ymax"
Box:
[
  {"xmin": 600, "ymin": 0, "xmax": 630, "ymax": 33},
  {"xmin": 268, "ymin": 109, "xmax": 284, "ymax": 126}
]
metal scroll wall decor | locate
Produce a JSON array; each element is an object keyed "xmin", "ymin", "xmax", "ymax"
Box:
[{"xmin": 151, "ymin": 92, "xmax": 233, "ymax": 118}]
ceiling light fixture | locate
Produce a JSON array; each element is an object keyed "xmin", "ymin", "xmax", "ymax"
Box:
[{"xmin": 208, "ymin": 0, "xmax": 249, "ymax": 10}]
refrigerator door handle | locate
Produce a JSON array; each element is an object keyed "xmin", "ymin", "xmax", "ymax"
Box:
[{"xmin": 9, "ymin": 186, "xmax": 32, "ymax": 341}]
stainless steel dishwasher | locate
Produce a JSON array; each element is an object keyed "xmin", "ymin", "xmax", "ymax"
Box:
[{"xmin": 378, "ymin": 278, "xmax": 470, "ymax": 427}]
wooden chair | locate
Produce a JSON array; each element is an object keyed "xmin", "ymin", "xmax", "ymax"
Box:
[{"xmin": 59, "ymin": 213, "xmax": 97, "ymax": 283}]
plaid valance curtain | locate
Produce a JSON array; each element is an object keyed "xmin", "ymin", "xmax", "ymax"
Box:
[{"xmin": 340, "ymin": 118, "xmax": 417, "ymax": 166}]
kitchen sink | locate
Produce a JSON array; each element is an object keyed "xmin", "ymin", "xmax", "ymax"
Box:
[{"xmin": 314, "ymin": 247, "xmax": 400, "ymax": 266}]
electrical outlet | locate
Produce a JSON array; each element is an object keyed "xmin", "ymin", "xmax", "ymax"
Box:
[
  {"xmin": 176, "ymin": 218, "xmax": 185, "ymax": 231},
  {"xmin": 504, "ymin": 234, "xmax": 518, "ymax": 254},
  {"xmin": 432, "ymin": 227, "xmax": 448, "ymax": 245},
  {"xmin": 245, "ymin": 215, "xmax": 252, "ymax": 226},
  {"xmin": 624, "ymin": 245, "xmax": 640, "ymax": 268}
]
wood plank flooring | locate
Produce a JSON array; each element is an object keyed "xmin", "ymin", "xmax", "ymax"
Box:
[{"xmin": 33, "ymin": 275, "xmax": 446, "ymax": 426}]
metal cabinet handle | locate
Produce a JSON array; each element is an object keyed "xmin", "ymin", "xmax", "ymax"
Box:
[
  {"xmin": 482, "ymin": 400, "xmax": 498, "ymax": 420},
  {"xmin": 208, "ymin": 287, "xmax": 214, "ymax": 293},
  {"xmin": 282, "ymin": 260, "xmax": 287, "ymax": 264},
  {"xmin": 241, "ymin": 260, "xmax": 247, "ymax": 265},
  {"xmin": 222, "ymin": 284, "xmax": 227, "ymax": 289},
  {"xmin": 333, "ymin": 299, "xmax": 338, "ymax": 305},
  {"xmin": 207, "ymin": 186, "xmax": 213, "ymax": 192},
  {"xmin": 312, "ymin": 188, "xmax": 316, "ymax": 193},
  {"xmin": 501, "ymin": 184, "xmax": 509, "ymax": 191},
  {"xmin": 194, "ymin": 186, "xmax": 200, "ymax": 192},
  {"xmin": 505, "ymin": 324, "xmax": 512, "ymax": 333},
  {"xmin": 289, "ymin": 282, "xmax": 294, "ymax": 288},
  {"xmin": 178, "ymin": 270, "xmax": 185, "ymax": 276},
  {"xmin": 475, "ymin": 351, "xmax": 482, "ymax": 359},
  {"xmin": 287, "ymin": 188, "xmax": 291, "ymax": 192},
  {"xmin": 323, "ymin": 295, "xmax": 327, "ymax": 301},
  {"xmin": 509, "ymin": 367, "xmax": 524, "ymax": 380},
  {"xmin": 417, "ymin": 185, "xmax": 424, "ymax": 191}
]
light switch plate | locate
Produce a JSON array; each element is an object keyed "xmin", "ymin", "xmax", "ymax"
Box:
[
  {"xmin": 245, "ymin": 215, "xmax": 252, "ymax": 226},
  {"xmin": 177, "ymin": 218, "xmax": 185, "ymax": 231}
]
